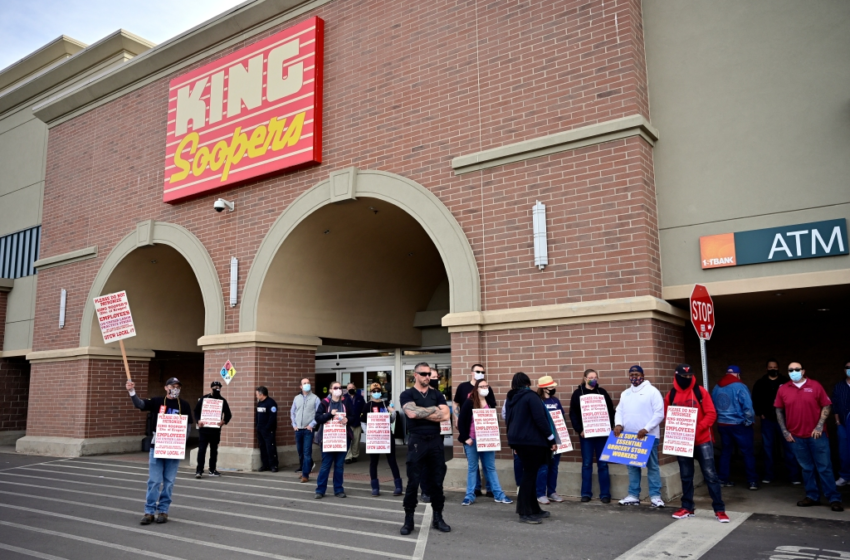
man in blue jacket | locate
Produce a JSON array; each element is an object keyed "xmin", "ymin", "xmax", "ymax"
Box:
[
  {"xmin": 832, "ymin": 360, "xmax": 850, "ymax": 486},
  {"xmin": 712, "ymin": 365, "xmax": 758, "ymax": 490}
]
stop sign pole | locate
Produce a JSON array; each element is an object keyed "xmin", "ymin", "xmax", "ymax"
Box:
[{"xmin": 689, "ymin": 284, "xmax": 715, "ymax": 390}]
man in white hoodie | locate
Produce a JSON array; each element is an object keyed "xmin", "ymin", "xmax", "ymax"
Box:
[{"xmin": 613, "ymin": 365, "xmax": 665, "ymax": 508}]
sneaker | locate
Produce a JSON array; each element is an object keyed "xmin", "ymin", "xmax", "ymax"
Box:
[
  {"xmin": 797, "ymin": 497, "xmax": 821, "ymax": 507},
  {"xmin": 761, "ymin": 479, "xmax": 772, "ymax": 484},
  {"xmin": 580, "ymin": 496, "xmax": 591, "ymax": 503},
  {"xmin": 335, "ymin": 492, "xmax": 347, "ymax": 498},
  {"xmin": 519, "ymin": 515, "xmax": 541, "ymax": 524},
  {"xmin": 601, "ymin": 497, "xmax": 611, "ymax": 504},
  {"xmin": 836, "ymin": 478, "xmax": 848, "ymax": 487},
  {"xmin": 270, "ymin": 467, "xmax": 278, "ymax": 473},
  {"xmin": 208, "ymin": 470, "xmax": 221, "ymax": 477},
  {"xmin": 791, "ymin": 480, "xmax": 802, "ymax": 485},
  {"xmin": 548, "ymin": 493, "xmax": 565, "ymax": 503},
  {"xmin": 831, "ymin": 501, "xmax": 844, "ymax": 512},
  {"xmin": 619, "ymin": 495, "xmax": 640, "ymax": 506},
  {"xmin": 748, "ymin": 482, "xmax": 758, "ymax": 491},
  {"xmin": 533, "ymin": 511, "xmax": 551, "ymax": 519},
  {"xmin": 671, "ymin": 508, "xmax": 694, "ymax": 519},
  {"xmin": 462, "ymin": 498, "xmax": 473, "ymax": 506},
  {"xmin": 495, "ymin": 497, "xmax": 513, "ymax": 504},
  {"xmin": 155, "ymin": 513, "xmax": 168, "ymax": 524},
  {"xmin": 650, "ymin": 496, "xmax": 665, "ymax": 508},
  {"xmin": 140, "ymin": 514, "xmax": 154, "ymax": 525},
  {"xmin": 715, "ymin": 511, "xmax": 730, "ymax": 523},
  {"xmin": 195, "ymin": 472, "xmax": 202, "ymax": 479},
  {"xmin": 314, "ymin": 493, "xmax": 323, "ymax": 499},
  {"xmin": 537, "ymin": 496, "xmax": 550, "ymax": 505},
  {"xmin": 720, "ymin": 480, "xmax": 734, "ymax": 487}
]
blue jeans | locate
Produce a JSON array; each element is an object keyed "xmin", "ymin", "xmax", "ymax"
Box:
[
  {"xmin": 316, "ymin": 450, "xmax": 347, "ymax": 495},
  {"xmin": 295, "ymin": 429, "xmax": 315, "ymax": 477},
  {"xmin": 536, "ymin": 453, "xmax": 562, "ymax": 498},
  {"xmin": 678, "ymin": 441, "xmax": 725, "ymax": 513},
  {"xmin": 790, "ymin": 436, "xmax": 841, "ymax": 503},
  {"xmin": 837, "ymin": 425, "xmax": 850, "ymax": 481},
  {"xmin": 146, "ymin": 448, "xmax": 180, "ymax": 515},
  {"xmin": 464, "ymin": 443, "xmax": 506, "ymax": 502},
  {"xmin": 718, "ymin": 424, "xmax": 758, "ymax": 484},
  {"xmin": 627, "ymin": 439, "xmax": 661, "ymax": 498},
  {"xmin": 761, "ymin": 418, "xmax": 801, "ymax": 482},
  {"xmin": 578, "ymin": 436, "xmax": 610, "ymax": 499}
]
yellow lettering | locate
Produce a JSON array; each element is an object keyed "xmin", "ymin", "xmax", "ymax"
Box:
[
  {"xmin": 192, "ymin": 146, "xmax": 210, "ymax": 176},
  {"xmin": 222, "ymin": 127, "xmax": 249, "ymax": 181},
  {"xmin": 247, "ymin": 125, "xmax": 268, "ymax": 158},
  {"xmin": 209, "ymin": 141, "xmax": 228, "ymax": 171},
  {"xmin": 170, "ymin": 133, "xmax": 198, "ymax": 183},
  {"xmin": 272, "ymin": 111, "xmax": 304, "ymax": 150}
]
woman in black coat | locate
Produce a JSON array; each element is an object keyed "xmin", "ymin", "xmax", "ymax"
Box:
[{"xmin": 505, "ymin": 372, "xmax": 557, "ymax": 524}]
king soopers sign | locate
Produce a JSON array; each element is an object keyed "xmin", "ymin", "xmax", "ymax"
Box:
[{"xmin": 163, "ymin": 17, "xmax": 324, "ymax": 203}]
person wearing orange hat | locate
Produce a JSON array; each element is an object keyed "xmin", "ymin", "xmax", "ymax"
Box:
[{"xmin": 535, "ymin": 375, "xmax": 566, "ymax": 505}]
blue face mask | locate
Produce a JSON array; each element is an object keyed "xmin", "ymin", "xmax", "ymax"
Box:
[
  {"xmin": 371, "ymin": 392, "xmax": 382, "ymax": 399},
  {"xmin": 302, "ymin": 384, "xmax": 311, "ymax": 392},
  {"xmin": 845, "ymin": 368, "xmax": 850, "ymax": 378},
  {"xmin": 588, "ymin": 379, "xmax": 598, "ymax": 388},
  {"xmin": 789, "ymin": 371, "xmax": 803, "ymax": 382}
]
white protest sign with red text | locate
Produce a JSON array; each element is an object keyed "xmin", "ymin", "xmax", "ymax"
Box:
[
  {"xmin": 365, "ymin": 412, "xmax": 391, "ymax": 454},
  {"xmin": 322, "ymin": 412, "xmax": 348, "ymax": 452},
  {"xmin": 153, "ymin": 414, "xmax": 189, "ymax": 459},
  {"xmin": 580, "ymin": 394, "xmax": 612, "ymax": 438},
  {"xmin": 440, "ymin": 419, "xmax": 452, "ymax": 435},
  {"xmin": 663, "ymin": 406, "xmax": 699, "ymax": 457},
  {"xmin": 200, "ymin": 398, "xmax": 224, "ymax": 428},
  {"xmin": 550, "ymin": 409, "xmax": 573, "ymax": 454},
  {"xmin": 94, "ymin": 291, "xmax": 136, "ymax": 344},
  {"xmin": 473, "ymin": 409, "xmax": 501, "ymax": 452}
]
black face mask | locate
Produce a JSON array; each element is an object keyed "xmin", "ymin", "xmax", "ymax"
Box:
[
  {"xmin": 548, "ymin": 388, "xmax": 556, "ymax": 397},
  {"xmin": 675, "ymin": 374, "xmax": 693, "ymax": 389},
  {"xmin": 348, "ymin": 389, "xmax": 356, "ymax": 395},
  {"xmin": 429, "ymin": 379, "xmax": 440, "ymax": 389},
  {"xmin": 212, "ymin": 388, "xmax": 221, "ymax": 393},
  {"xmin": 767, "ymin": 369, "xmax": 779, "ymax": 377}
]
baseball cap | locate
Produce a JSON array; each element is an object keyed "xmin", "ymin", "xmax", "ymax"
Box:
[
  {"xmin": 674, "ymin": 364, "xmax": 692, "ymax": 376},
  {"xmin": 726, "ymin": 365, "xmax": 741, "ymax": 374},
  {"xmin": 628, "ymin": 365, "xmax": 644, "ymax": 374},
  {"xmin": 211, "ymin": 381, "xmax": 223, "ymax": 388},
  {"xmin": 165, "ymin": 377, "xmax": 182, "ymax": 386}
]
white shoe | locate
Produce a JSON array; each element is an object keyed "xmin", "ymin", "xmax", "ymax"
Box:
[
  {"xmin": 537, "ymin": 496, "xmax": 550, "ymax": 505},
  {"xmin": 837, "ymin": 478, "xmax": 848, "ymax": 487},
  {"xmin": 619, "ymin": 495, "xmax": 640, "ymax": 506},
  {"xmin": 650, "ymin": 496, "xmax": 665, "ymax": 508},
  {"xmin": 548, "ymin": 493, "xmax": 565, "ymax": 503}
]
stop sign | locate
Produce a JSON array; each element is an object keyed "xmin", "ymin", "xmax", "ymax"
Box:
[{"xmin": 690, "ymin": 284, "xmax": 715, "ymax": 340}]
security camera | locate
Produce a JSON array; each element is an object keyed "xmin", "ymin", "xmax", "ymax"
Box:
[{"xmin": 214, "ymin": 198, "xmax": 234, "ymax": 213}]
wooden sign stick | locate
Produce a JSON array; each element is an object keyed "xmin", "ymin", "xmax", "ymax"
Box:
[{"xmin": 119, "ymin": 339, "xmax": 132, "ymax": 381}]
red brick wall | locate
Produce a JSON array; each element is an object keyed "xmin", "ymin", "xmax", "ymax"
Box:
[{"xmin": 0, "ymin": 358, "xmax": 30, "ymax": 432}]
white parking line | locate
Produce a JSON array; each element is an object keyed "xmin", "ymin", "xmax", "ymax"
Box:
[
  {"xmin": 0, "ymin": 542, "xmax": 69, "ymax": 560},
  {"xmin": 0, "ymin": 504, "xmax": 306, "ymax": 560},
  {"xmin": 0, "ymin": 459, "xmax": 68, "ymax": 473},
  {"xmin": 0, "ymin": 521, "xmax": 185, "ymax": 560},
  {"xmin": 412, "ymin": 503, "xmax": 433, "ymax": 560},
  {"xmin": 0, "ymin": 474, "xmax": 410, "ymax": 525},
  {"xmin": 0, "ymin": 487, "xmax": 416, "ymax": 542},
  {"xmin": 0, "ymin": 490, "xmax": 416, "ymax": 558},
  {"xmin": 613, "ymin": 510, "xmax": 751, "ymax": 560}
]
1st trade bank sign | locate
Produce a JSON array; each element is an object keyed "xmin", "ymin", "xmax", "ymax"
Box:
[{"xmin": 163, "ymin": 17, "xmax": 324, "ymax": 203}]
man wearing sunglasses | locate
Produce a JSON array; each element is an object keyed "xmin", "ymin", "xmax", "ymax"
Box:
[{"xmin": 775, "ymin": 362, "xmax": 843, "ymax": 512}]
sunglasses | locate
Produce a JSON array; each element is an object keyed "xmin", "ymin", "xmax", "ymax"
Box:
[
  {"xmin": 788, "ymin": 367, "xmax": 802, "ymax": 372},
  {"xmin": 473, "ymin": 370, "xmax": 485, "ymax": 375},
  {"xmin": 414, "ymin": 370, "xmax": 431, "ymax": 376}
]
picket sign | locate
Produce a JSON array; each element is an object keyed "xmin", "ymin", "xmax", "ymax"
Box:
[
  {"xmin": 153, "ymin": 414, "xmax": 188, "ymax": 459},
  {"xmin": 663, "ymin": 406, "xmax": 699, "ymax": 457},
  {"xmin": 199, "ymin": 398, "xmax": 224, "ymax": 428},
  {"xmin": 550, "ymin": 409, "xmax": 573, "ymax": 454},
  {"xmin": 473, "ymin": 409, "xmax": 501, "ymax": 452},
  {"xmin": 93, "ymin": 291, "xmax": 136, "ymax": 381},
  {"xmin": 365, "ymin": 413, "xmax": 391, "ymax": 454},
  {"xmin": 580, "ymin": 394, "xmax": 612, "ymax": 438},
  {"xmin": 323, "ymin": 412, "xmax": 348, "ymax": 452},
  {"xmin": 440, "ymin": 419, "xmax": 452, "ymax": 435}
]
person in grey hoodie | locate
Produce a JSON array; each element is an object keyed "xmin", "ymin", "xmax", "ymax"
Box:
[
  {"xmin": 291, "ymin": 378, "xmax": 321, "ymax": 482},
  {"xmin": 613, "ymin": 365, "xmax": 665, "ymax": 508}
]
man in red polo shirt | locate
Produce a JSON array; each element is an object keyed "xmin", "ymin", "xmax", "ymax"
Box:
[{"xmin": 775, "ymin": 361, "xmax": 843, "ymax": 512}]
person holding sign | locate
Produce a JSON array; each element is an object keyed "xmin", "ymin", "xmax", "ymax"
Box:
[
  {"xmin": 361, "ymin": 382, "xmax": 403, "ymax": 496},
  {"xmin": 126, "ymin": 377, "xmax": 194, "ymax": 525},
  {"xmin": 457, "ymin": 379, "xmax": 513, "ymax": 506},
  {"xmin": 314, "ymin": 382, "xmax": 352, "ymax": 499},
  {"xmin": 664, "ymin": 364, "xmax": 728, "ymax": 523},
  {"xmin": 506, "ymin": 372, "xmax": 557, "ymax": 524},
  {"xmin": 194, "ymin": 381, "xmax": 232, "ymax": 479},
  {"xmin": 613, "ymin": 365, "xmax": 665, "ymax": 508},
  {"xmin": 569, "ymin": 369, "xmax": 615, "ymax": 504},
  {"xmin": 535, "ymin": 376, "xmax": 567, "ymax": 505}
]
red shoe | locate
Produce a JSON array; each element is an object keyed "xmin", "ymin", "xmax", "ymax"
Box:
[
  {"xmin": 715, "ymin": 512, "xmax": 730, "ymax": 523},
  {"xmin": 671, "ymin": 508, "xmax": 695, "ymax": 519}
]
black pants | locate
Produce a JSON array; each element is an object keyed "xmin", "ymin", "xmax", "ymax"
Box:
[
  {"xmin": 257, "ymin": 429, "xmax": 278, "ymax": 469},
  {"xmin": 370, "ymin": 437, "xmax": 401, "ymax": 480},
  {"xmin": 197, "ymin": 428, "xmax": 221, "ymax": 472},
  {"xmin": 403, "ymin": 434, "xmax": 446, "ymax": 513},
  {"xmin": 514, "ymin": 445, "xmax": 550, "ymax": 516}
]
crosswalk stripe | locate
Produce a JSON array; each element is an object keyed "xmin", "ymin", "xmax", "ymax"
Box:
[{"xmin": 0, "ymin": 542, "xmax": 69, "ymax": 560}]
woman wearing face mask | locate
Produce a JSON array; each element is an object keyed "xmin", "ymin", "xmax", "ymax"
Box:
[
  {"xmin": 314, "ymin": 382, "xmax": 352, "ymax": 499},
  {"xmin": 534, "ymin": 376, "xmax": 567, "ymax": 505},
  {"xmin": 568, "ymin": 369, "xmax": 615, "ymax": 503},
  {"xmin": 361, "ymin": 382, "xmax": 403, "ymax": 496},
  {"xmin": 457, "ymin": 379, "xmax": 513, "ymax": 506}
]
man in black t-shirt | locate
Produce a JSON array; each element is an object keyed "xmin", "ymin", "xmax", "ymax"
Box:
[{"xmin": 399, "ymin": 362, "xmax": 452, "ymax": 536}]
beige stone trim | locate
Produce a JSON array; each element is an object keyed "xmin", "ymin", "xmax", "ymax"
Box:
[
  {"xmin": 33, "ymin": 246, "xmax": 98, "ymax": 270},
  {"xmin": 26, "ymin": 346, "xmax": 155, "ymax": 363},
  {"xmin": 16, "ymin": 435, "xmax": 143, "ymax": 457},
  {"xmin": 452, "ymin": 115, "xmax": 660, "ymax": 174},
  {"xmin": 662, "ymin": 269, "xmax": 850, "ymax": 300},
  {"xmin": 198, "ymin": 331, "xmax": 321, "ymax": 351},
  {"xmin": 0, "ymin": 36, "xmax": 86, "ymax": 94},
  {"xmin": 0, "ymin": 348, "xmax": 30, "ymax": 358},
  {"xmin": 0, "ymin": 278, "xmax": 13, "ymax": 292},
  {"xmin": 442, "ymin": 296, "xmax": 687, "ymax": 332}
]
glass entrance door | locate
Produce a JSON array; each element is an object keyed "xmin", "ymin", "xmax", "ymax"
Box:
[{"xmin": 340, "ymin": 369, "xmax": 393, "ymax": 401}]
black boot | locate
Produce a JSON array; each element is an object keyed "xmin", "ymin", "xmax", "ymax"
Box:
[
  {"xmin": 370, "ymin": 479, "xmax": 380, "ymax": 496},
  {"xmin": 400, "ymin": 512, "xmax": 415, "ymax": 535},
  {"xmin": 393, "ymin": 478, "xmax": 404, "ymax": 496},
  {"xmin": 432, "ymin": 511, "xmax": 451, "ymax": 533}
]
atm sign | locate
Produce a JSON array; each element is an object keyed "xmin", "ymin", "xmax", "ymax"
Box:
[{"xmin": 163, "ymin": 17, "xmax": 324, "ymax": 203}]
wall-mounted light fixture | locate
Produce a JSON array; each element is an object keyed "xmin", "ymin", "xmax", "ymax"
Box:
[
  {"xmin": 230, "ymin": 257, "xmax": 238, "ymax": 307},
  {"xmin": 59, "ymin": 288, "xmax": 67, "ymax": 328},
  {"xmin": 532, "ymin": 200, "xmax": 548, "ymax": 270}
]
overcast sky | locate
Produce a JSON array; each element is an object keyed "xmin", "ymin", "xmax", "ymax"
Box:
[{"xmin": 0, "ymin": 0, "xmax": 249, "ymax": 71}]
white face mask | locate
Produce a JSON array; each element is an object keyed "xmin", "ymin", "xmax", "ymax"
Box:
[
  {"xmin": 478, "ymin": 388, "xmax": 489, "ymax": 397},
  {"xmin": 474, "ymin": 372, "xmax": 485, "ymax": 381},
  {"xmin": 331, "ymin": 389, "xmax": 342, "ymax": 398},
  {"xmin": 168, "ymin": 388, "xmax": 181, "ymax": 398}
]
